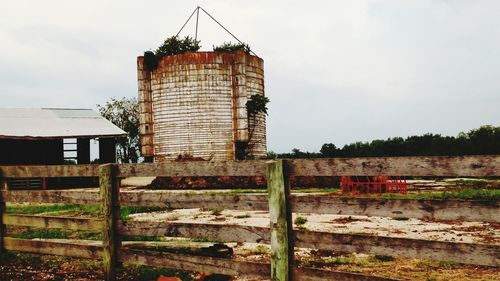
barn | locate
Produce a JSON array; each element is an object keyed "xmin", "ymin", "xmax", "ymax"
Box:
[
  {"xmin": 0, "ymin": 108, "xmax": 126, "ymax": 165},
  {"xmin": 0, "ymin": 108, "xmax": 126, "ymax": 188}
]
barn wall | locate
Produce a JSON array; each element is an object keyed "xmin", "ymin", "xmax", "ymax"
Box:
[{"xmin": 0, "ymin": 139, "xmax": 64, "ymax": 165}]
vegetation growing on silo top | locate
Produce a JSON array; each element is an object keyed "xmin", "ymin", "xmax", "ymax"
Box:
[
  {"xmin": 143, "ymin": 36, "xmax": 201, "ymax": 71},
  {"xmin": 213, "ymin": 42, "xmax": 251, "ymax": 53}
]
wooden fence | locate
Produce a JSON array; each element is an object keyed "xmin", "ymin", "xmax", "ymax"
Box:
[{"xmin": 0, "ymin": 155, "xmax": 499, "ymax": 281}]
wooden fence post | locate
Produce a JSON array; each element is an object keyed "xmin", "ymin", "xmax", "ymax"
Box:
[
  {"xmin": 267, "ymin": 159, "xmax": 293, "ymax": 281},
  {"xmin": 99, "ymin": 164, "xmax": 120, "ymax": 281}
]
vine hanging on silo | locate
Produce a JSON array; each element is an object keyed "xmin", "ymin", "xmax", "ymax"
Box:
[
  {"xmin": 246, "ymin": 94, "xmax": 270, "ymax": 116},
  {"xmin": 239, "ymin": 94, "xmax": 269, "ymax": 160}
]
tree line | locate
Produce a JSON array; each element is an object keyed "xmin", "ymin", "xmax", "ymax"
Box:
[{"xmin": 274, "ymin": 125, "xmax": 500, "ymax": 159}]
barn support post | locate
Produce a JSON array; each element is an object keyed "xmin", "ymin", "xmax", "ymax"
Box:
[
  {"xmin": 77, "ymin": 138, "xmax": 91, "ymax": 164},
  {"xmin": 99, "ymin": 164, "xmax": 121, "ymax": 281},
  {"xmin": 267, "ymin": 159, "xmax": 293, "ymax": 281},
  {"xmin": 0, "ymin": 170, "xmax": 5, "ymax": 257}
]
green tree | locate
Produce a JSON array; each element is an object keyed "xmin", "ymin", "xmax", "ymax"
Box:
[
  {"xmin": 320, "ymin": 143, "xmax": 338, "ymax": 157},
  {"xmin": 97, "ymin": 97, "xmax": 140, "ymax": 163}
]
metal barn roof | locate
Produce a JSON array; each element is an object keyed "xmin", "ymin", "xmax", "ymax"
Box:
[{"xmin": 0, "ymin": 108, "xmax": 126, "ymax": 139}]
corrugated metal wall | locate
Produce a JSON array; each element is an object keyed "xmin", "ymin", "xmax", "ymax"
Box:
[{"xmin": 137, "ymin": 51, "xmax": 266, "ymax": 161}]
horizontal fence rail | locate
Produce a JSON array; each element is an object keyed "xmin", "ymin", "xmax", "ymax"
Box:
[
  {"xmin": 3, "ymin": 237, "xmax": 102, "ymax": 259},
  {"xmin": 287, "ymin": 155, "xmax": 500, "ymax": 177},
  {"xmin": 2, "ymin": 214, "xmax": 101, "ymax": 232},
  {"xmin": 1, "ymin": 155, "xmax": 499, "ymax": 178},
  {"xmin": 3, "ymin": 237, "xmax": 396, "ymax": 281},
  {"xmin": 0, "ymin": 164, "xmax": 99, "ymax": 178}
]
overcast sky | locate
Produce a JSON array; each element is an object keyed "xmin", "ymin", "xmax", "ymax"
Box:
[{"xmin": 1, "ymin": 1, "xmax": 499, "ymax": 153}]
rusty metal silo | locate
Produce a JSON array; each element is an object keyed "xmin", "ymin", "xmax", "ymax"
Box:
[{"xmin": 137, "ymin": 50, "xmax": 266, "ymax": 161}]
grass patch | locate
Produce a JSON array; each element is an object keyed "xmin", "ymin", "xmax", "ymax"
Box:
[
  {"xmin": 234, "ymin": 213, "xmax": 251, "ymax": 219},
  {"xmin": 120, "ymin": 206, "xmax": 170, "ymax": 222},
  {"xmin": 302, "ymin": 254, "xmax": 374, "ymax": 268},
  {"xmin": 191, "ymin": 238, "xmax": 222, "ymax": 243},
  {"xmin": 13, "ymin": 228, "xmax": 163, "ymax": 242},
  {"xmin": 451, "ymin": 179, "xmax": 500, "ymax": 188},
  {"xmin": 12, "ymin": 228, "xmax": 103, "ymax": 241},
  {"xmin": 415, "ymin": 260, "xmax": 455, "ymax": 270},
  {"xmin": 224, "ymin": 188, "xmax": 340, "ymax": 195},
  {"xmin": 123, "ymin": 235, "xmax": 163, "ymax": 242},
  {"xmin": 123, "ymin": 263, "xmax": 195, "ymax": 281},
  {"xmin": 211, "ymin": 209, "xmax": 222, "ymax": 216},
  {"xmin": 74, "ymin": 231, "xmax": 102, "ymax": 241},
  {"xmin": 294, "ymin": 216, "xmax": 308, "ymax": 226},
  {"xmin": 7, "ymin": 204, "xmax": 169, "ymax": 222},
  {"xmin": 13, "ymin": 228, "xmax": 68, "ymax": 239},
  {"xmin": 6, "ymin": 204, "xmax": 99, "ymax": 216},
  {"xmin": 149, "ymin": 245, "xmax": 195, "ymax": 255},
  {"xmin": 382, "ymin": 189, "xmax": 500, "ymax": 200},
  {"xmin": 240, "ymin": 245, "xmax": 270, "ymax": 256},
  {"xmin": 251, "ymin": 245, "xmax": 269, "ymax": 255},
  {"xmin": 223, "ymin": 189, "xmax": 266, "ymax": 195},
  {"xmin": 291, "ymin": 187, "xmax": 341, "ymax": 193}
]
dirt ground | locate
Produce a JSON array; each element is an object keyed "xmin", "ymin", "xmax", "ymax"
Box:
[
  {"xmin": 4, "ymin": 202, "xmax": 498, "ymax": 281},
  {"xmin": 2, "ymin": 182, "xmax": 500, "ymax": 281},
  {"xmin": 128, "ymin": 201, "xmax": 500, "ymax": 245},
  {"xmin": 1, "ymin": 243, "xmax": 499, "ymax": 281}
]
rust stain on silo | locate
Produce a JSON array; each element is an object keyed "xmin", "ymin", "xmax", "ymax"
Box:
[{"xmin": 137, "ymin": 51, "xmax": 266, "ymax": 162}]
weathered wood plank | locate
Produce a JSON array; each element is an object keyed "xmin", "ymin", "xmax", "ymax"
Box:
[
  {"xmin": 288, "ymin": 155, "xmax": 500, "ymax": 176},
  {"xmin": 120, "ymin": 248, "xmax": 396, "ymax": 281},
  {"xmin": 119, "ymin": 190, "xmax": 269, "ymax": 210},
  {"xmin": 0, "ymin": 164, "xmax": 99, "ymax": 178},
  {"xmin": 122, "ymin": 247, "xmax": 268, "ymax": 277},
  {"xmin": 3, "ymin": 237, "xmax": 397, "ymax": 280},
  {"xmin": 1, "ymin": 190, "xmax": 100, "ymax": 204},
  {"xmin": 1, "ymin": 155, "xmax": 498, "ymax": 179},
  {"xmin": 3, "ymin": 189, "xmax": 499, "ymax": 223},
  {"xmin": 0, "ymin": 189, "xmax": 268, "ymax": 211},
  {"xmin": 120, "ymin": 221, "xmax": 270, "ymax": 244},
  {"xmin": 294, "ymin": 230, "xmax": 500, "ymax": 267},
  {"xmin": 0, "ymin": 189, "xmax": 269, "ymax": 211},
  {"xmin": 121, "ymin": 220, "xmax": 500, "ymax": 266},
  {"xmin": 100, "ymin": 164, "xmax": 120, "ymax": 281},
  {"xmin": 3, "ymin": 237, "xmax": 102, "ymax": 259},
  {"xmin": 117, "ymin": 161, "xmax": 267, "ymax": 178},
  {"xmin": 291, "ymin": 195, "xmax": 500, "ymax": 223},
  {"xmin": 3, "ymin": 214, "xmax": 102, "ymax": 231},
  {"xmin": 3, "ymin": 237, "xmax": 396, "ymax": 281},
  {"xmin": 267, "ymin": 160, "xmax": 292, "ymax": 281}
]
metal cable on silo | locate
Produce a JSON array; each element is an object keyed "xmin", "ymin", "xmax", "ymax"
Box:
[
  {"xmin": 198, "ymin": 6, "xmax": 258, "ymax": 56},
  {"xmin": 175, "ymin": 6, "xmax": 258, "ymax": 57},
  {"xmin": 176, "ymin": 6, "xmax": 200, "ymax": 37}
]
